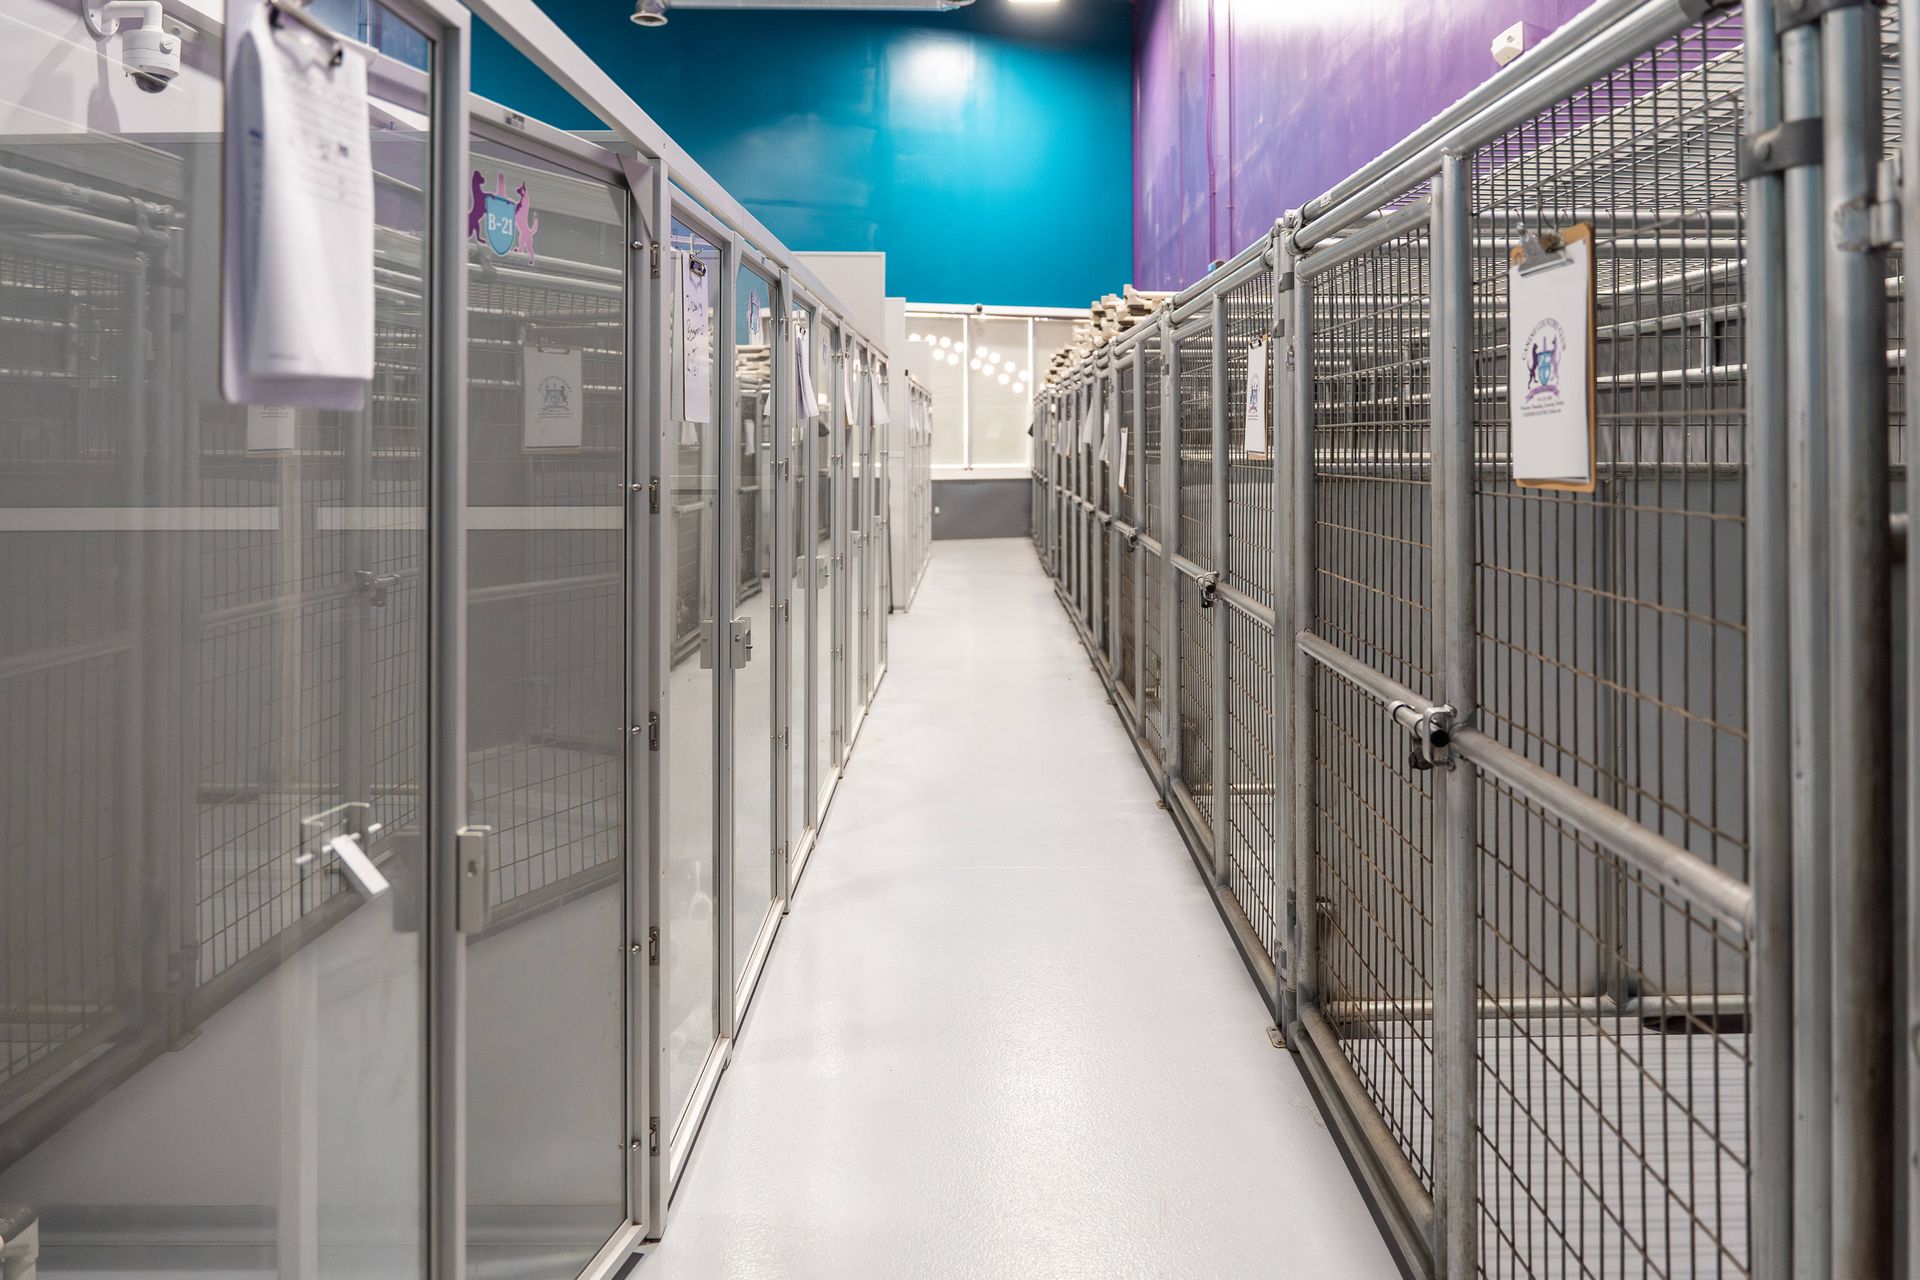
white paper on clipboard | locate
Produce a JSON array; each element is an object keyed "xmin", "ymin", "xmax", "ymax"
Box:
[
  {"xmin": 841, "ymin": 355, "xmax": 857, "ymax": 429},
  {"xmin": 1507, "ymin": 227, "xmax": 1596, "ymax": 490},
  {"xmin": 222, "ymin": 0, "xmax": 375, "ymax": 409},
  {"xmin": 1244, "ymin": 337, "xmax": 1270, "ymax": 456},
  {"xmin": 523, "ymin": 345, "xmax": 583, "ymax": 450},
  {"xmin": 794, "ymin": 318, "xmax": 817, "ymax": 418},
  {"xmin": 246, "ymin": 403, "xmax": 297, "ymax": 452},
  {"xmin": 680, "ymin": 252, "xmax": 714, "ymax": 433}
]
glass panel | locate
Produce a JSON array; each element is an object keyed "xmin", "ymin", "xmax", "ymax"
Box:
[
  {"xmin": 912, "ymin": 315, "xmax": 965, "ymax": 466},
  {"xmin": 848, "ymin": 347, "xmax": 867, "ymax": 717},
  {"xmin": 0, "ymin": 11, "xmax": 430, "ymax": 1272},
  {"xmin": 463, "ymin": 138, "xmax": 627, "ymax": 1272},
  {"xmin": 968, "ymin": 316, "xmax": 1037, "ymax": 467},
  {"xmin": 787, "ymin": 302, "xmax": 814, "ymax": 851},
  {"xmin": 730, "ymin": 266, "xmax": 776, "ymax": 982},
  {"xmin": 813, "ymin": 324, "xmax": 838, "ymax": 820},
  {"xmin": 666, "ymin": 221, "xmax": 720, "ymax": 1134}
]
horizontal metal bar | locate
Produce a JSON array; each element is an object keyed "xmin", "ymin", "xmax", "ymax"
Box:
[
  {"xmin": 1172, "ymin": 229, "xmax": 1277, "ymax": 311},
  {"xmin": 1322, "ymin": 989, "xmax": 1749, "ymax": 1027},
  {"xmin": 1295, "ymin": 1007, "xmax": 1438, "ymax": 1278},
  {"xmin": 1169, "ymin": 552, "xmax": 1213, "ymax": 583},
  {"xmin": 1299, "ymin": 0, "xmax": 1659, "ymax": 224},
  {"xmin": 1298, "ymin": 0, "xmax": 1704, "ymax": 247},
  {"xmin": 1452, "ymin": 726, "xmax": 1753, "ymax": 937},
  {"xmin": 1216, "ymin": 581, "xmax": 1275, "ymax": 631},
  {"xmin": 1297, "ymin": 200, "xmax": 1434, "ymax": 278},
  {"xmin": 1296, "ymin": 630, "xmax": 1434, "ymax": 716}
]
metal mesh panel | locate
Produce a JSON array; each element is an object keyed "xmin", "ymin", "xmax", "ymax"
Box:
[
  {"xmin": 1176, "ymin": 574, "xmax": 1213, "ymax": 828},
  {"xmin": 1310, "ymin": 226, "xmax": 1435, "ymax": 694},
  {"xmin": 467, "ymin": 273, "xmax": 624, "ymax": 913},
  {"xmin": 1225, "ymin": 607, "xmax": 1279, "ymax": 960},
  {"xmin": 1475, "ymin": 775, "xmax": 1750, "ymax": 1278},
  {"xmin": 1119, "ymin": 539, "xmax": 1138, "ymax": 708},
  {"xmin": 1313, "ymin": 662, "xmax": 1436, "ymax": 1189},
  {"xmin": 1225, "ymin": 270, "xmax": 1277, "ymax": 608},
  {"xmin": 1177, "ymin": 324, "xmax": 1214, "ymax": 566},
  {"xmin": 1469, "ymin": 11, "xmax": 1750, "ymax": 883},
  {"xmin": 1143, "ymin": 343, "xmax": 1165, "ymax": 539},
  {"xmin": 1143, "ymin": 548, "xmax": 1166, "ymax": 765},
  {"xmin": 0, "ymin": 244, "xmax": 142, "ymax": 1096},
  {"xmin": 1116, "ymin": 360, "xmax": 1137, "ymax": 528}
]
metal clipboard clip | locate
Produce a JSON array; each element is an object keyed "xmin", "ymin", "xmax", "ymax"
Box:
[
  {"xmin": 266, "ymin": 0, "xmax": 346, "ymax": 66},
  {"xmin": 1514, "ymin": 228, "xmax": 1574, "ymax": 277},
  {"xmin": 687, "ymin": 256, "xmax": 707, "ymax": 278}
]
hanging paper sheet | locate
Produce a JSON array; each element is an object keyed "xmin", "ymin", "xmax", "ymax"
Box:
[
  {"xmin": 1117, "ymin": 428, "xmax": 1130, "ymax": 491},
  {"xmin": 841, "ymin": 354, "xmax": 858, "ymax": 429},
  {"xmin": 523, "ymin": 344, "xmax": 583, "ymax": 450},
  {"xmin": 246, "ymin": 403, "xmax": 297, "ymax": 452},
  {"xmin": 1244, "ymin": 337, "xmax": 1270, "ymax": 457},
  {"xmin": 795, "ymin": 317, "xmax": 817, "ymax": 418},
  {"xmin": 747, "ymin": 289, "xmax": 764, "ymax": 347},
  {"xmin": 1507, "ymin": 224, "xmax": 1596, "ymax": 490},
  {"xmin": 869, "ymin": 369, "xmax": 891, "ymax": 427},
  {"xmin": 222, "ymin": 0, "xmax": 374, "ymax": 409},
  {"xmin": 679, "ymin": 251, "xmax": 714, "ymax": 438}
]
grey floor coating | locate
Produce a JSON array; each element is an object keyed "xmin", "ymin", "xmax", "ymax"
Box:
[{"xmin": 639, "ymin": 538, "xmax": 1398, "ymax": 1280}]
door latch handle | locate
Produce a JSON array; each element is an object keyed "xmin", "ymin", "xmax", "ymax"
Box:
[{"xmin": 730, "ymin": 616, "xmax": 753, "ymax": 669}]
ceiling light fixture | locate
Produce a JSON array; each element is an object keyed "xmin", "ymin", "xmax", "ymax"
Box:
[{"xmin": 631, "ymin": 0, "xmax": 667, "ymax": 25}]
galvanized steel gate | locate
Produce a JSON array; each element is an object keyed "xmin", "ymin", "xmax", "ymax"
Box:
[{"xmin": 1034, "ymin": 1, "xmax": 1913, "ymax": 1276}]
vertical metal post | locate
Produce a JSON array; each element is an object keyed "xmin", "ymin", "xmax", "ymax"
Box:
[
  {"xmin": 620, "ymin": 153, "xmax": 673, "ymax": 1239},
  {"xmin": 1286, "ymin": 222, "xmax": 1318, "ymax": 1020},
  {"xmin": 961, "ymin": 313, "xmax": 973, "ymax": 471},
  {"xmin": 1159, "ymin": 318, "xmax": 1181, "ymax": 785},
  {"xmin": 1744, "ymin": 3, "xmax": 1795, "ymax": 1276},
  {"xmin": 713, "ymin": 234, "xmax": 740, "ymax": 1041},
  {"xmin": 773, "ymin": 272, "xmax": 794, "ymax": 906},
  {"xmin": 1822, "ymin": 8, "xmax": 1894, "ymax": 1275},
  {"xmin": 425, "ymin": 13, "xmax": 471, "ymax": 1277},
  {"xmin": 1133, "ymin": 354, "xmax": 1148, "ymax": 730},
  {"xmin": 1781, "ymin": 21, "xmax": 1832, "ymax": 1275},
  {"xmin": 1431, "ymin": 152, "xmax": 1477, "ymax": 1280},
  {"xmin": 1270, "ymin": 232, "xmax": 1296, "ymax": 1027},
  {"xmin": 1903, "ymin": 3, "xmax": 1920, "ymax": 1268},
  {"xmin": 1209, "ymin": 292, "xmax": 1230, "ymax": 886},
  {"xmin": 1108, "ymin": 365, "xmax": 1121, "ymax": 671}
]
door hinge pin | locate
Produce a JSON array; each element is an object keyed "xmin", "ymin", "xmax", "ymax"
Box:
[
  {"xmin": 648, "ymin": 926, "xmax": 659, "ymax": 964},
  {"xmin": 648, "ymin": 1118, "xmax": 660, "ymax": 1155},
  {"xmin": 648, "ymin": 712, "xmax": 660, "ymax": 751}
]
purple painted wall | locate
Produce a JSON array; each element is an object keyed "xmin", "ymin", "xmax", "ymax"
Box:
[{"xmin": 1132, "ymin": 0, "xmax": 1596, "ymax": 289}]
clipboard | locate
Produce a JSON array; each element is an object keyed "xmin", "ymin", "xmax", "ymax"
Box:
[{"xmin": 1506, "ymin": 222, "xmax": 1596, "ymax": 492}]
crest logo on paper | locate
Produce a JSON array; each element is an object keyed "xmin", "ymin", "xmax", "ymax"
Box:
[
  {"xmin": 537, "ymin": 374, "xmax": 572, "ymax": 417},
  {"xmin": 1523, "ymin": 318, "xmax": 1565, "ymax": 405},
  {"xmin": 468, "ymin": 172, "xmax": 541, "ymax": 265}
]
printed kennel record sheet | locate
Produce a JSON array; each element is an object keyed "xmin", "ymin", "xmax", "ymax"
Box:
[{"xmin": 1506, "ymin": 223, "xmax": 1596, "ymax": 491}]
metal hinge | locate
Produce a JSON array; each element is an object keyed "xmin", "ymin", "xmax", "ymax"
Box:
[
  {"xmin": 355, "ymin": 569, "xmax": 401, "ymax": 607},
  {"xmin": 1834, "ymin": 153, "xmax": 1902, "ymax": 252},
  {"xmin": 1775, "ymin": 0, "xmax": 1880, "ymax": 36},
  {"xmin": 647, "ymin": 712, "xmax": 659, "ymax": 751},
  {"xmin": 649, "ymin": 478, "xmax": 661, "ymax": 513},
  {"xmin": 649, "ymin": 242, "xmax": 661, "ymax": 278},
  {"xmin": 647, "ymin": 926, "xmax": 659, "ymax": 964},
  {"xmin": 648, "ymin": 1117, "xmax": 659, "ymax": 1155},
  {"xmin": 1197, "ymin": 571, "xmax": 1220, "ymax": 609}
]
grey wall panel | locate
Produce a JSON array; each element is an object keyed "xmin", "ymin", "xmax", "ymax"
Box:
[{"xmin": 933, "ymin": 480, "xmax": 1032, "ymax": 541}]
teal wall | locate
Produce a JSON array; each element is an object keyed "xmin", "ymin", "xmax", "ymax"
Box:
[{"xmin": 473, "ymin": 3, "xmax": 1132, "ymax": 307}]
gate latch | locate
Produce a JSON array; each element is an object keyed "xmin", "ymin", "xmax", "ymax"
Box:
[
  {"xmin": 356, "ymin": 569, "xmax": 401, "ymax": 608},
  {"xmin": 1388, "ymin": 700, "xmax": 1455, "ymax": 771},
  {"xmin": 1197, "ymin": 571, "xmax": 1220, "ymax": 609}
]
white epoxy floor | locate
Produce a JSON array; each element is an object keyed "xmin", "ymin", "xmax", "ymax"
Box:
[{"xmin": 639, "ymin": 538, "xmax": 1399, "ymax": 1280}]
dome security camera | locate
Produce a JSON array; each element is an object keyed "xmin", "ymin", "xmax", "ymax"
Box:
[{"xmin": 84, "ymin": 0, "xmax": 181, "ymax": 93}]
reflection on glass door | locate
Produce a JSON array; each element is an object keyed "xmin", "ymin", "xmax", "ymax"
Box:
[
  {"xmin": 812, "ymin": 324, "xmax": 838, "ymax": 823},
  {"xmin": 729, "ymin": 265, "xmax": 776, "ymax": 984},
  {"xmin": 665, "ymin": 221, "xmax": 721, "ymax": 1137},
  {"xmin": 463, "ymin": 138, "xmax": 626, "ymax": 1275},
  {"xmin": 849, "ymin": 347, "xmax": 867, "ymax": 721},
  {"xmin": 787, "ymin": 304, "xmax": 814, "ymax": 860},
  {"xmin": 0, "ymin": 14, "xmax": 432, "ymax": 1272}
]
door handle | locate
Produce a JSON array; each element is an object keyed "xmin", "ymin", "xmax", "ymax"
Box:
[{"xmin": 730, "ymin": 616, "xmax": 753, "ymax": 669}]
